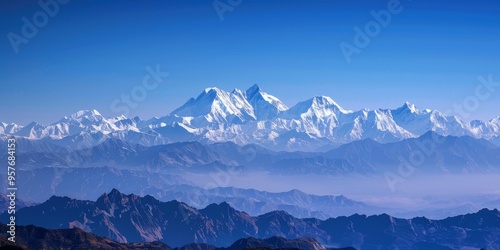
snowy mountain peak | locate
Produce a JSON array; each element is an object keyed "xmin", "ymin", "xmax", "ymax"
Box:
[
  {"xmin": 25, "ymin": 121, "xmax": 42, "ymax": 127},
  {"xmin": 169, "ymin": 85, "xmax": 289, "ymax": 123},
  {"xmin": 203, "ymin": 87, "xmax": 221, "ymax": 94},
  {"xmin": 280, "ymin": 95, "xmax": 349, "ymax": 121},
  {"xmin": 67, "ymin": 109, "xmax": 103, "ymax": 121},
  {"xmin": 231, "ymin": 88, "xmax": 246, "ymax": 98},
  {"xmin": 116, "ymin": 114, "xmax": 127, "ymax": 120},
  {"xmin": 2, "ymin": 85, "xmax": 499, "ymax": 151},
  {"xmin": 171, "ymin": 86, "xmax": 256, "ymax": 124},
  {"xmin": 310, "ymin": 96, "xmax": 350, "ymax": 114},
  {"xmin": 245, "ymin": 84, "xmax": 288, "ymax": 120},
  {"xmin": 401, "ymin": 101, "xmax": 419, "ymax": 113},
  {"xmin": 489, "ymin": 116, "xmax": 500, "ymax": 130},
  {"xmin": 246, "ymin": 84, "xmax": 261, "ymax": 97},
  {"xmin": 15, "ymin": 121, "xmax": 46, "ymax": 139},
  {"xmin": 0, "ymin": 123, "xmax": 23, "ymax": 134}
]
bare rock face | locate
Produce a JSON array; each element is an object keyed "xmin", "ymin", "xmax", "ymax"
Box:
[{"xmin": 1, "ymin": 189, "xmax": 499, "ymax": 249}]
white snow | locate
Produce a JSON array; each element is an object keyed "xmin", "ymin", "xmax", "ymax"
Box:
[{"xmin": 2, "ymin": 86, "xmax": 499, "ymax": 151}]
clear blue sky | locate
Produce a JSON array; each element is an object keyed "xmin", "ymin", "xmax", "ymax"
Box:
[{"xmin": 1, "ymin": 0, "xmax": 499, "ymax": 125}]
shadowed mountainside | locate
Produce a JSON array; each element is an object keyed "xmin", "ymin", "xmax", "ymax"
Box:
[
  {"xmin": 0, "ymin": 189, "xmax": 497, "ymax": 249},
  {"xmin": 0, "ymin": 224, "xmax": 348, "ymax": 250},
  {"xmin": 5, "ymin": 132, "xmax": 500, "ymax": 176}
]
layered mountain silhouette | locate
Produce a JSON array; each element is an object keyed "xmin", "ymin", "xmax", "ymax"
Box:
[
  {"xmin": 1, "ymin": 167, "xmax": 375, "ymax": 219},
  {"xmin": 0, "ymin": 224, "xmax": 169, "ymax": 250},
  {"xmin": 1, "ymin": 189, "xmax": 498, "ymax": 249},
  {"xmin": 0, "ymin": 224, "xmax": 342, "ymax": 250},
  {"xmin": 6, "ymin": 132, "xmax": 499, "ymax": 175},
  {"xmin": 0, "ymin": 193, "xmax": 34, "ymax": 214},
  {"xmin": 0, "ymin": 166, "xmax": 191, "ymax": 202}
]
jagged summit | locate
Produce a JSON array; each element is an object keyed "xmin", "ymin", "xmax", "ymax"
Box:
[
  {"xmin": 4, "ymin": 192, "xmax": 500, "ymax": 250},
  {"xmin": 171, "ymin": 85, "xmax": 256, "ymax": 124},
  {"xmin": 311, "ymin": 95, "xmax": 350, "ymax": 113},
  {"xmin": 48, "ymin": 109, "xmax": 104, "ymax": 126},
  {"xmin": 400, "ymin": 101, "xmax": 419, "ymax": 113},
  {"xmin": 70, "ymin": 109, "xmax": 102, "ymax": 118},
  {"xmin": 1, "ymin": 85, "xmax": 499, "ymax": 151},
  {"xmin": 203, "ymin": 86, "xmax": 221, "ymax": 93},
  {"xmin": 246, "ymin": 84, "xmax": 261, "ymax": 96},
  {"xmin": 245, "ymin": 84, "xmax": 288, "ymax": 120},
  {"xmin": 280, "ymin": 95, "xmax": 349, "ymax": 121}
]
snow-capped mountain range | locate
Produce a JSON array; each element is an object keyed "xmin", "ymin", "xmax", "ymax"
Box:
[{"xmin": 1, "ymin": 85, "xmax": 499, "ymax": 151}]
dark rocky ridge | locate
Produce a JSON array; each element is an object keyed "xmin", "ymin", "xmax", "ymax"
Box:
[
  {"xmin": 0, "ymin": 224, "xmax": 340, "ymax": 250},
  {"xmin": 0, "ymin": 189, "xmax": 497, "ymax": 249}
]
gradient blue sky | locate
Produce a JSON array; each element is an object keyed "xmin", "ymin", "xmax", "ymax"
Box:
[{"xmin": 1, "ymin": 0, "xmax": 499, "ymax": 125}]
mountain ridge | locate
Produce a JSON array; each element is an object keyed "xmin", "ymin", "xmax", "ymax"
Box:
[
  {"xmin": 1, "ymin": 85, "xmax": 499, "ymax": 151},
  {"xmin": 0, "ymin": 223, "xmax": 350, "ymax": 250},
  {"xmin": 8, "ymin": 132, "xmax": 498, "ymax": 176},
  {"xmin": 1, "ymin": 189, "xmax": 497, "ymax": 249}
]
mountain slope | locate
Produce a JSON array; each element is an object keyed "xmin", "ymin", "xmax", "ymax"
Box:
[
  {"xmin": 0, "ymin": 224, "xmax": 171, "ymax": 250},
  {"xmin": 2, "ymin": 85, "xmax": 499, "ymax": 151},
  {"xmin": 325, "ymin": 131, "xmax": 500, "ymax": 173},
  {"xmin": 245, "ymin": 84, "xmax": 288, "ymax": 120},
  {"xmin": 0, "ymin": 190, "xmax": 329, "ymax": 247},
  {"xmin": 0, "ymin": 166, "xmax": 191, "ymax": 203},
  {"xmin": 170, "ymin": 87, "xmax": 256, "ymax": 125},
  {"xmin": 1, "ymin": 190, "xmax": 498, "ymax": 249},
  {"xmin": 492, "ymin": 135, "xmax": 500, "ymax": 146},
  {"xmin": 0, "ymin": 166, "xmax": 376, "ymax": 220},
  {"xmin": 0, "ymin": 223, "xmax": 347, "ymax": 250},
  {"xmin": 0, "ymin": 194, "xmax": 34, "ymax": 214},
  {"xmin": 10, "ymin": 133, "xmax": 500, "ymax": 176},
  {"xmin": 225, "ymin": 237, "xmax": 327, "ymax": 250}
]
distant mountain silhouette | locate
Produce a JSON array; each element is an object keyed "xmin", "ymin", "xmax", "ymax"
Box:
[
  {"xmin": 0, "ymin": 223, "xmax": 343, "ymax": 250},
  {"xmin": 1, "ymin": 189, "xmax": 497, "ymax": 249},
  {"xmin": 6, "ymin": 132, "xmax": 500, "ymax": 175}
]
